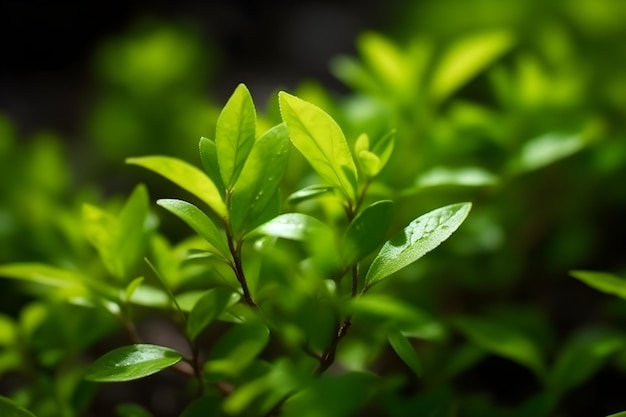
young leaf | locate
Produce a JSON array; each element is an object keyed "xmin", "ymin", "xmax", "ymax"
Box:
[
  {"xmin": 245, "ymin": 213, "xmax": 330, "ymax": 242},
  {"xmin": 431, "ymin": 30, "xmax": 514, "ymax": 102},
  {"xmin": 0, "ymin": 395, "xmax": 37, "ymax": 417},
  {"xmin": 342, "ymin": 200, "xmax": 393, "ymax": 265},
  {"xmin": 365, "ymin": 202, "xmax": 471, "ymax": 289},
  {"xmin": 570, "ymin": 270, "xmax": 626, "ymax": 300},
  {"xmin": 156, "ymin": 199, "xmax": 231, "ymax": 261},
  {"xmin": 126, "ymin": 156, "xmax": 228, "ymax": 220},
  {"xmin": 287, "ymin": 184, "xmax": 336, "ymax": 206},
  {"xmin": 510, "ymin": 132, "xmax": 587, "ymax": 174},
  {"xmin": 187, "ymin": 287, "xmax": 239, "ymax": 341},
  {"xmin": 414, "ymin": 167, "xmax": 499, "ymax": 189},
  {"xmin": 85, "ymin": 344, "xmax": 183, "ymax": 382},
  {"xmin": 124, "ymin": 277, "xmax": 145, "ymax": 302},
  {"xmin": 199, "ymin": 137, "xmax": 225, "ymax": 195},
  {"xmin": 370, "ymin": 129, "xmax": 395, "ymax": 170},
  {"xmin": 452, "ymin": 316, "xmax": 545, "ymax": 377},
  {"xmin": 215, "ymin": 83, "xmax": 257, "ymax": 187},
  {"xmin": 278, "ymin": 92, "xmax": 358, "ymax": 203},
  {"xmin": 230, "ymin": 123, "xmax": 290, "ymax": 235},
  {"xmin": 388, "ymin": 329, "xmax": 423, "ymax": 377}
]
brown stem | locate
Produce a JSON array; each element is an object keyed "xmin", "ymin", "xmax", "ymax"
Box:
[{"xmin": 315, "ymin": 316, "xmax": 352, "ymax": 374}]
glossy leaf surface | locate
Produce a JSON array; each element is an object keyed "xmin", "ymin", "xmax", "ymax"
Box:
[
  {"xmin": 85, "ymin": 344, "xmax": 182, "ymax": 382},
  {"xmin": 287, "ymin": 184, "xmax": 335, "ymax": 205},
  {"xmin": 215, "ymin": 83, "xmax": 256, "ymax": 187},
  {"xmin": 126, "ymin": 156, "xmax": 227, "ymax": 220},
  {"xmin": 365, "ymin": 202, "xmax": 471, "ymax": 289},
  {"xmin": 279, "ymin": 92, "xmax": 358, "ymax": 202},
  {"xmin": 245, "ymin": 213, "xmax": 330, "ymax": 242},
  {"xmin": 157, "ymin": 199, "xmax": 230, "ymax": 260},
  {"xmin": 230, "ymin": 123, "xmax": 290, "ymax": 235}
]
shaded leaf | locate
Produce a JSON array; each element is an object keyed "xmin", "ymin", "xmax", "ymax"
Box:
[
  {"xmin": 510, "ymin": 132, "xmax": 587, "ymax": 173},
  {"xmin": 279, "ymin": 92, "xmax": 358, "ymax": 203},
  {"xmin": 187, "ymin": 287, "xmax": 239, "ymax": 340},
  {"xmin": 414, "ymin": 166, "xmax": 498, "ymax": 189},
  {"xmin": 215, "ymin": 83, "xmax": 257, "ymax": 187},
  {"xmin": 343, "ymin": 200, "xmax": 393, "ymax": 265},
  {"xmin": 157, "ymin": 199, "xmax": 230, "ymax": 260},
  {"xmin": 388, "ymin": 329, "xmax": 423, "ymax": 377},
  {"xmin": 204, "ymin": 322, "xmax": 269, "ymax": 379},
  {"xmin": 126, "ymin": 156, "xmax": 227, "ymax": 220},
  {"xmin": 570, "ymin": 270, "xmax": 626, "ymax": 299},
  {"xmin": 453, "ymin": 315, "xmax": 545, "ymax": 377},
  {"xmin": 0, "ymin": 395, "xmax": 37, "ymax": 417},
  {"xmin": 85, "ymin": 344, "xmax": 182, "ymax": 382},
  {"xmin": 230, "ymin": 123, "xmax": 290, "ymax": 235},
  {"xmin": 548, "ymin": 327, "xmax": 625, "ymax": 395},
  {"xmin": 365, "ymin": 202, "xmax": 471, "ymax": 289},
  {"xmin": 115, "ymin": 403, "xmax": 154, "ymax": 417}
]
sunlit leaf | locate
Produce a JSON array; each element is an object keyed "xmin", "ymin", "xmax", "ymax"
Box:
[
  {"xmin": 287, "ymin": 184, "xmax": 336, "ymax": 205},
  {"xmin": 414, "ymin": 166, "xmax": 499, "ymax": 189},
  {"xmin": 230, "ymin": 123, "xmax": 290, "ymax": 235},
  {"xmin": 124, "ymin": 277, "xmax": 144, "ymax": 302},
  {"xmin": 453, "ymin": 315, "xmax": 545, "ymax": 377},
  {"xmin": 343, "ymin": 200, "xmax": 393, "ymax": 266},
  {"xmin": 215, "ymin": 83, "xmax": 257, "ymax": 187},
  {"xmin": 157, "ymin": 199, "xmax": 230, "ymax": 260},
  {"xmin": 245, "ymin": 213, "xmax": 330, "ymax": 242},
  {"xmin": 388, "ymin": 329, "xmax": 423, "ymax": 377},
  {"xmin": 365, "ymin": 202, "xmax": 471, "ymax": 289},
  {"xmin": 199, "ymin": 137, "xmax": 225, "ymax": 195},
  {"xmin": 570, "ymin": 270, "xmax": 626, "ymax": 300},
  {"xmin": 510, "ymin": 132, "xmax": 587, "ymax": 173},
  {"xmin": 126, "ymin": 156, "xmax": 228, "ymax": 220},
  {"xmin": 0, "ymin": 395, "xmax": 37, "ymax": 417},
  {"xmin": 85, "ymin": 344, "xmax": 182, "ymax": 382},
  {"xmin": 279, "ymin": 92, "xmax": 358, "ymax": 203},
  {"xmin": 187, "ymin": 287, "xmax": 239, "ymax": 340},
  {"xmin": 431, "ymin": 30, "xmax": 514, "ymax": 102}
]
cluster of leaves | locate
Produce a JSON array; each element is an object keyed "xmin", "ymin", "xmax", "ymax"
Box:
[{"xmin": 0, "ymin": 85, "xmax": 471, "ymax": 416}]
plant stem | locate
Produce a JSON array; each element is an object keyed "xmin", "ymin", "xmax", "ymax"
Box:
[{"xmin": 315, "ymin": 316, "xmax": 352, "ymax": 374}]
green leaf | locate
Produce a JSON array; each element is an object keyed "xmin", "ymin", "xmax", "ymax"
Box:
[
  {"xmin": 452, "ymin": 316, "xmax": 545, "ymax": 377},
  {"xmin": 0, "ymin": 263, "xmax": 115, "ymax": 299},
  {"xmin": 278, "ymin": 91, "xmax": 358, "ymax": 203},
  {"xmin": 124, "ymin": 277, "xmax": 144, "ymax": 302},
  {"xmin": 199, "ymin": 137, "xmax": 225, "ymax": 195},
  {"xmin": 83, "ymin": 184, "xmax": 152, "ymax": 280},
  {"xmin": 431, "ymin": 30, "xmax": 514, "ymax": 102},
  {"xmin": 126, "ymin": 156, "xmax": 228, "ymax": 220},
  {"xmin": 607, "ymin": 412, "xmax": 626, "ymax": 417},
  {"xmin": 510, "ymin": 132, "xmax": 587, "ymax": 174},
  {"xmin": 357, "ymin": 150, "xmax": 381, "ymax": 178},
  {"xmin": 365, "ymin": 202, "xmax": 471, "ymax": 289},
  {"xmin": 216, "ymin": 83, "xmax": 257, "ymax": 187},
  {"xmin": 570, "ymin": 270, "xmax": 626, "ymax": 299},
  {"xmin": 85, "ymin": 344, "xmax": 182, "ymax": 382},
  {"xmin": 245, "ymin": 213, "xmax": 330, "ymax": 242},
  {"xmin": 388, "ymin": 329, "xmax": 423, "ymax": 377},
  {"xmin": 0, "ymin": 395, "xmax": 37, "ymax": 417},
  {"xmin": 370, "ymin": 129, "xmax": 395, "ymax": 170},
  {"xmin": 204, "ymin": 322, "xmax": 269, "ymax": 379},
  {"xmin": 157, "ymin": 199, "xmax": 230, "ymax": 260},
  {"xmin": 548, "ymin": 327, "xmax": 625, "ymax": 395},
  {"xmin": 230, "ymin": 123, "xmax": 290, "ymax": 235},
  {"xmin": 187, "ymin": 287, "xmax": 239, "ymax": 340},
  {"xmin": 414, "ymin": 167, "xmax": 499, "ymax": 189},
  {"xmin": 343, "ymin": 200, "xmax": 393, "ymax": 265},
  {"xmin": 115, "ymin": 403, "xmax": 154, "ymax": 417},
  {"xmin": 180, "ymin": 396, "xmax": 222, "ymax": 417},
  {"xmin": 287, "ymin": 184, "xmax": 336, "ymax": 205}
]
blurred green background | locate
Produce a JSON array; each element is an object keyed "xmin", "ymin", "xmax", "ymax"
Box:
[{"xmin": 1, "ymin": 0, "xmax": 626, "ymax": 416}]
